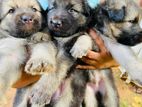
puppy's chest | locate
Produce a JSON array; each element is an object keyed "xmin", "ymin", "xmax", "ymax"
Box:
[{"xmin": 54, "ymin": 34, "xmax": 80, "ymax": 59}]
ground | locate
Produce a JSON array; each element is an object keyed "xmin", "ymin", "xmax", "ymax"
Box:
[
  {"xmin": 112, "ymin": 68, "xmax": 142, "ymax": 107},
  {"xmin": 1, "ymin": 68, "xmax": 142, "ymax": 107}
]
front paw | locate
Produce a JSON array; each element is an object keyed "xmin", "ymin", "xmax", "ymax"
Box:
[
  {"xmin": 70, "ymin": 45, "xmax": 89, "ymax": 58},
  {"xmin": 25, "ymin": 58, "xmax": 55, "ymax": 75},
  {"xmin": 30, "ymin": 32, "xmax": 51, "ymax": 43},
  {"xmin": 70, "ymin": 35, "xmax": 92, "ymax": 58},
  {"xmin": 29, "ymin": 85, "xmax": 52, "ymax": 106}
]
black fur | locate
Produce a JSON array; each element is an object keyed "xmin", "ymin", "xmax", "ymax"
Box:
[
  {"xmin": 70, "ymin": 70, "xmax": 89, "ymax": 107},
  {"xmin": 64, "ymin": 36, "xmax": 80, "ymax": 58},
  {"xmin": 118, "ymin": 31, "xmax": 142, "ymax": 46},
  {"xmin": 96, "ymin": 92, "xmax": 105, "ymax": 107}
]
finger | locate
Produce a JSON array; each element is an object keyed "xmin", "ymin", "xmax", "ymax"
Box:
[
  {"xmin": 86, "ymin": 51, "xmax": 101, "ymax": 60},
  {"xmin": 76, "ymin": 65, "xmax": 97, "ymax": 70},
  {"xmin": 140, "ymin": 0, "xmax": 142, "ymax": 7},
  {"xmin": 88, "ymin": 29, "xmax": 101, "ymax": 41},
  {"xmin": 88, "ymin": 29, "xmax": 108, "ymax": 52},
  {"xmin": 98, "ymin": 60, "xmax": 119, "ymax": 68},
  {"xmin": 81, "ymin": 57, "xmax": 99, "ymax": 65}
]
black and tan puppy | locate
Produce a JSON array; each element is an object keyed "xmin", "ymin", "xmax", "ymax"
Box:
[
  {"xmin": 0, "ymin": 0, "xmax": 56, "ymax": 104},
  {"xmin": 83, "ymin": 1, "xmax": 142, "ymax": 106},
  {"xmin": 21, "ymin": 0, "xmax": 119, "ymax": 107},
  {"xmin": 88, "ymin": 0, "xmax": 142, "ymax": 86}
]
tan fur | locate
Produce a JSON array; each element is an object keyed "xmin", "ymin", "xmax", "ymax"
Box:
[
  {"xmin": 0, "ymin": 0, "xmax": 53, "ymax": 104},
  {"xmin": 24, "ymin": 0, "xmax": 119, "ymax": 106},
  {"xmin": 99, "ymin": 0, "xmax": 142, "ymax": 86}
]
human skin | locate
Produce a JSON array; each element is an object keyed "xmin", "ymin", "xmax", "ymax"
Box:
[{"xmin": 76, "ymin": 29, "xmax": 119, "ymax": 70}]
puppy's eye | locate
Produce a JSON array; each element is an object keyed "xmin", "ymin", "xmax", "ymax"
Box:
[
  {"xmin": 8, "ymin": 8, "xmax": 15, "ymax": 14},
  {"xmin": 68, "ymin": 8, "xmax": 76, "ymax": 13},
  {"xmin": 32, "ymin": 7, "xmax": 37, "ymax": 12},
  {"xmin": 129, "ymin": 17, "xmax": 138, "ymax": 23}
]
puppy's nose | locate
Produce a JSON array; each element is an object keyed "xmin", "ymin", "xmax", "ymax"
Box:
[
  {"xmin": 21, "ymin": 15, "xmax": 33, "ymax": 24},
  {"xmin": 50, "ymin": 19, "xmax": 62, "ymax": 28}
]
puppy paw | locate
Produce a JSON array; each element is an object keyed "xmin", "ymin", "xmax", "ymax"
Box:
[
  {"xmin": 29, "ymin": 85, "xmax": 52, "ymax": 106},
  {"xmin": 30, "ymin": 32, "xmax": 51, "ymax": 43},
  {"xmin": 25, "ymin": 58, "xmax": 55, "ymax": 75},
  {"xmin": 70, "ymin": 46, "xmax": 89, "ymax": 58},
  {"xmin": 70, "ymin": 35, "xmax": 92, "ymax": 58}
]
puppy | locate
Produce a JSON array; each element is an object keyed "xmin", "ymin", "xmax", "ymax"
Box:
[
  {"xmin": 82, "ymin": 0, "xmax": 142, "ymax": 106},
  {"xmin": 0, "ymin": 0, "xmax": 55, "ymax": 103},
  {"xmin": 88, "ymin": 0, "xmax": 142, "ymax": 85},
  {"xmin": 18, "ymin": 0, "xmax": 119, "ymax": 107}
]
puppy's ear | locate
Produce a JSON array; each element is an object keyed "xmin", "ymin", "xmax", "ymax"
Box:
[{"xmin": 37, "ymin": 0, "xmax": 48, "ymax": 11}]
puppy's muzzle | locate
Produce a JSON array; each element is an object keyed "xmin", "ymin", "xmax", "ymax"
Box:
[
  {"xmin": 50, "ymin": 18, "xmax": 62, "ymax": 29},
  {"xmin": 20, "ymin": 14, "xmax": 33, "ymax": 24}
]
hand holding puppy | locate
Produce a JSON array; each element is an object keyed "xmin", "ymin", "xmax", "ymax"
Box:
[{"xmin": 77, "ymin": 29, "xmax": 119, "ymax": 70}]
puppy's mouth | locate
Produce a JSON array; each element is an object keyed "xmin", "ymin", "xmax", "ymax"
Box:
[
  {"xmin": 48, "ymin": 24, "xmax": 75, "ymax": 37},
  {"xmin": 15, "ymin": 19, "xmax": 41, "ymax": 38}
]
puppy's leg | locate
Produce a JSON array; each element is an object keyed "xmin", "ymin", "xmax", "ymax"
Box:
[
  {"xmin": 101, "ymin": 69, "xmax": 119, "ymax": 107},
  {"xmin": 52, "ymin": 70, "xmax": 87, "ymax": 107},
  {"xmin": 84, "ymin": 69, "xmax": 119, "ymax": 107},
  {"xmin": 84, "ymin": 85, "xmax": 97, "ymax": 107},
  {"xmin": 0, "ymin": 38, "xmax": 27, "ymax": 102},
  {"xmin": 101, "ymin": 35, "xmax": 142, "ymax": 85},
  {"xmin": 70, "ymin": 70, "xmax": 88, "ymax": 107},
  {"xmin": 25, "ymin": 42, "xmax": 57, "ymax": 75},
  {"xmin": 85, "ymin": 71, "xmax": 105, "ymax": 107},
  {"xmin": 53, "ymin": 78, "xmax": 73, "ymax": 107},
  {"xmin": 70, "ymin": 33, "xmax": 93, "ymax": 58},
  {"xmin": 29, "ymin": 60, "xmax": 70, "ymax": 106},
  {"xmin": 13, "ymin": 86, "xmax": 32, "ymax": 107}
]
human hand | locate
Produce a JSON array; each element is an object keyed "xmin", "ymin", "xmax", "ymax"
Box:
[
  {"xmin": 76, "ymin": 29, "xmax": 119, "ymax": 70},
  {"xmin": 140, "ymin": 0, "xmax": 142, "ymax": 7}
]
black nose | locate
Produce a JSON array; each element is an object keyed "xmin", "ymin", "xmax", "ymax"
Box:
[
  {"xmin": 50, "ymin": 19, "xmax": 62, "ymax": 28},
  {"xmin": 21, "ymin": 15, "xmax": 33, "ymax": 23}
]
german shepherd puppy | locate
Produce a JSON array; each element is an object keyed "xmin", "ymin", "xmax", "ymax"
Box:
[
  {"xmin": 84, "ymin": 0, "xmax": 142, "ymax": 106},
  {"xmin": 89, "ymin": 0, "xmax": 142, "ymax": 86},
  {"xmin": 0, "ymin": 0, "xmax": 55, "ymax": 104},
  {"xmin": 20, "ymin": 0, "xmax": 119, "ymax": 107}
]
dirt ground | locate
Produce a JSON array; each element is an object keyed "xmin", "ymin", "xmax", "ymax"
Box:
[
  {"xmin": 1, "ymin": 68, "xmax": 142, "ymax": 107},
  {"xmin": 112, "ymin": 68, "xmax": 142, "ymax": 107}
]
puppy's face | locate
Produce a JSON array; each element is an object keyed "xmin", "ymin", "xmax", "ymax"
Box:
[
  {"xmin": 96, "ymin": 0, "xmax": 142, "ymax": 46},
  {"xmin": 47, "ymin": 0, "xmax": 88, "ymax": 37},
  {"xmin": 110, "ymin": 0, "xmax": 142, "ymax": 46},
  {"xmin": 0, "ymin": 0, "xmax": 42, "ymax": 38}
]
